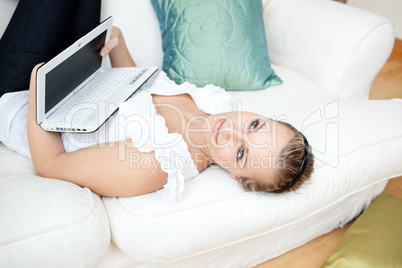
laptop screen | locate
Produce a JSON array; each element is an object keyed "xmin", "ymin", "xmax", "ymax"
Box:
[{"xmin": 45, "ymin": 30, "xmax": 107, "ymax": 113}]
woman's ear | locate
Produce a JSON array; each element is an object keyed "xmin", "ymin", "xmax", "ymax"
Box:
[{"xmin": 230, "ymin": 174, "xmax": 240, "ymax": 181}]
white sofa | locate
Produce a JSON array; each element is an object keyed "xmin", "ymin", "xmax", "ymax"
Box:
[{"xmin": 1, "ymin": 0, "xmax": 402, "ymax": 267}]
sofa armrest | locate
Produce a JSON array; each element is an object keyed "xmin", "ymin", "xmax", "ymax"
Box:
[{"xmin": 263, "ymin": 0, "xmax": 394, "ymax": 100}]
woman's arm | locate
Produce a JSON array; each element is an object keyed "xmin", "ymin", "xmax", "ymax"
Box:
[
  {"xmin": 100, "ymin": 26, "xmax": 136, "ymax": 68},
  {"xmin": 27, "ymin": 64, "xmax": 167, "ymax": 197},
  {"xmin": 26, "ymin": 27, "xmax": 133, "ymax": 165},
  {"xmin": 35, "ymin": 139, "xmax": 168, "ymax": 197}
]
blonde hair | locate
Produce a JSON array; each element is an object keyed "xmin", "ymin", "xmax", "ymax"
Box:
[{"xmin": 240, "ymin": 121, "xmax": 314, "ymax": 194}]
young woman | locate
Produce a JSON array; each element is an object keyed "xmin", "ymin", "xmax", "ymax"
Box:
[{"xmin": 1, "ymin": 0, "xmax": 314, "ymax": 202}]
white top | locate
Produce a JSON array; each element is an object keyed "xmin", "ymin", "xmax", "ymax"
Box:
[{"xmin": 0, "ymin": 71, "xmax": 232, "ymax": 202}]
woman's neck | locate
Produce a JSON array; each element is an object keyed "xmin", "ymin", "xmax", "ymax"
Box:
[
  {"xmin": 184, "ymin": 115, "xmax": 213, "ymax": 171},
  {"xmin": 152, "ymin": 94, "xmax": 213, "ymax": 172}
]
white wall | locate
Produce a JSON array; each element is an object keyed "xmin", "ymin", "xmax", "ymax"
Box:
[{"xmin": 348, "ymin": 0, "xmax": 402, "ymax": 39}]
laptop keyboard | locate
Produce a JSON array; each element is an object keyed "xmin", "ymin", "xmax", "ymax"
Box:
[{"xmin": 48, "ymin": 67, "xmax": 148, "ymax": 128}]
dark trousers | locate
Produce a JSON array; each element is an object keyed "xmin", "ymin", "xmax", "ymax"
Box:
[{"xmin": 0, "ymin": 0, "xmax": 101, "ymax": 97}]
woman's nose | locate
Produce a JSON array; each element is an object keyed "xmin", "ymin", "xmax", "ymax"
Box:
[{"xmin": 222, "ymin": 127, "xmax": 242, "ymax": 144}]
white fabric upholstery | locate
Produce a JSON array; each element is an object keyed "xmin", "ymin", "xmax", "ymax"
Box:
[
  {"xmin": 100, "ymin": 0, "xmax": 163, "ymax": 68},
  {"xmin": 263, "ymin": 0, "xmax": 394, "ymax": 100},
  {"xmin": 0, "ymin": 146, "xmax": 110, "ymax": 267},
  {"xmin": 0, "ymin": 0, "xmax": 401, "ymax": 267}
]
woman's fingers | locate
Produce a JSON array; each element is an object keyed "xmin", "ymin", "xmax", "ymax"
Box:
[
  {"xmin": 100, "ymin": 27, "xmax": 121, "ymax": 57},
  {"xmin": 100, "ymin": 37, "xmax": 119, "ymax": 57}
]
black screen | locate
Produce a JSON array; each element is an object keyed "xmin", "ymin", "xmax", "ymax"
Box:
[{"xmin": 45, "ymin": 30, "xmax": 106, "ymax": 113}]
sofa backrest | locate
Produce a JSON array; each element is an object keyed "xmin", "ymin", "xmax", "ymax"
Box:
[{"xmin": 101, "ymin": 0, "xmax": 164, "ymax": 68}]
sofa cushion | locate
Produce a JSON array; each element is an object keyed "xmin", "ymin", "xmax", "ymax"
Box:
[
  {"xmin": 149, "ymin": 0, "xmax": 281, "ymax": 90},
  {"xmin": 102, "ymin": 64, "xmax": 402, "ymax": 265},
  {"xmin": 0, "ymin": 145, "xmax": 111, "ymax": 267},
  {"xmin": 322, "ymin": 192, "xmax": 402, "ymax": 268}
]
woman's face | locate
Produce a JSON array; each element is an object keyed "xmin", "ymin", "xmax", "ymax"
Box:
[{"xmin": 204, "ymin": 111, "xmax": 293, "ymax": 185}]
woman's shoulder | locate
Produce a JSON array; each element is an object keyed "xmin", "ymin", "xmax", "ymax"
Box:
[{"xmin": 148, "ymin": 71, "xmax": 233, "ymax": 114}]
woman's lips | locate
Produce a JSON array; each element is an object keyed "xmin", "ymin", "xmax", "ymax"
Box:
[{"xmin": 214, "ymin": 119, "xmax": 226, "ymax": 143}]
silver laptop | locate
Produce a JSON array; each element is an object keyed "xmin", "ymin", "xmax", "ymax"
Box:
[{"xmin": 36, "ymin": 16, "xmax": 158, "ymax": 133}]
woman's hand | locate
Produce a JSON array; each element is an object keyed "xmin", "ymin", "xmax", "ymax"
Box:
[{"xmin": 100, "ymin": 26, "xmax": 136, "ymax": 67}]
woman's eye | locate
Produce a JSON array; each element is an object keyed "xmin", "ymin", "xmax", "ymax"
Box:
[
  {"xmin": 250, "ymin": 120, "xmax": 259, "ymax": 131},
  {"xmin": 237, "ymin": 147, "xmax": 244, "ymax": 160}
]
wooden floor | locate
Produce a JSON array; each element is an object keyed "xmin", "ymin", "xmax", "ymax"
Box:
[{"xmin": 255, "ymin": 40, "xmax": 402, "ymax": 268}]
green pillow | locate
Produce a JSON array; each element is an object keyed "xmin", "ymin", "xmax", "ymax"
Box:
[
  {"xmin": 322, "ymin": 192, "xmax": 402, "ymax": 268},
  {"xmin": 150, "ymin": 0, "xmax": 282, "ymax": 90}
]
